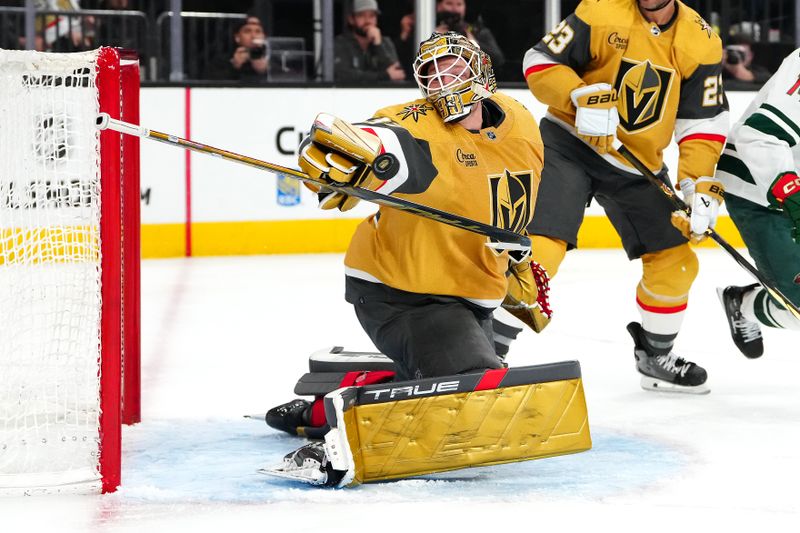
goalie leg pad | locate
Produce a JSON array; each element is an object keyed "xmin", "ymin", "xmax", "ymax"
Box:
[{"xmin": 323, "ymin": 361, "xmax": 591, "ymax": 487}]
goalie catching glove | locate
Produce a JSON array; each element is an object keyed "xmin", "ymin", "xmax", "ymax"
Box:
[
  {"xmin": 298, "ymin": 113, "xmax": 386, "ymax": 212},
  {"xmin": 670, "ymin": 176, "xmax": 724, "ymax": 243},
  {"xmin": 768, "ymin": 171, "xmax": 800, "ymax": 244},
  {"xmin": 502, "ymin": 259, "xmax": 552, "ymax": 332}
]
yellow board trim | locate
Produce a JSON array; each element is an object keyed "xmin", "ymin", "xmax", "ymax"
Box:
[{"xmin": 139, "ymin": 215, "xmax": 744, "ymax": 258}]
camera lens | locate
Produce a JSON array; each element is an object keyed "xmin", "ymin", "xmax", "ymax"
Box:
[
  {"xmin": 725, "ymin": 47, "xmax": 743, "ymax": 65},
  {"xmin": 249, "ymin": 44, "xmax": 267, "ymax": 60}
]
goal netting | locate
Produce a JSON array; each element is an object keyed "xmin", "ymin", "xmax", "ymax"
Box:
[{"xmin": 0, "ymin": 47, "xmax": 140, "ymax": 494}]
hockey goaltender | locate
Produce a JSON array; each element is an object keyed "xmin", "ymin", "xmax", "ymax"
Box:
[{"xmin": 259, "ymin": 32, "xmax": 591, "ymax": 487}]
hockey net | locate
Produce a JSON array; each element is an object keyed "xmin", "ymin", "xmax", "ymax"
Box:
[{"xmin": 0, "ymin": 47, "xmax": 140, "ymax": 494}]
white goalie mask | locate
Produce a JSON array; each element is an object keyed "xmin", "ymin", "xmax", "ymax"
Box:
[{"xmin": 412, "ymin": 32, "xmax": 497, "ymax": 123}]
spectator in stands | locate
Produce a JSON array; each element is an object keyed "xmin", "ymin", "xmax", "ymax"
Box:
[
  {"xmin": 334, "ymin": 0, "xmax": 406, "ymax": 83},
  {"xmin": 723, "ymin": 34, "xmax": 771, "ymax": 89},
  {"xmin": 204, "ymin": 15, "xmax": 269, "ymax": 82},
  {"xmin": 395, "ymin": 7, "xmax": 416, "ymax": 79},
  {"xmin": 49, "ymin": 16, "xmax": 96, "ymax": 52},
  {"xmin": 435, "ymin": 0, "xmax": 505, "ymax": 70},
  {"xmin": 36, "ymin": 0, "xmax": 95, "ymax": 52}
]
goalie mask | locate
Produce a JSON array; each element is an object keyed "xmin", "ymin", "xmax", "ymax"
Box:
[{"xmin": 412, "ymin": 32, "xmax": 497, "ymax": 123}]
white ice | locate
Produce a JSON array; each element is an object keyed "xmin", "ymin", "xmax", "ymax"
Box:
[{"xmin": 4, "ymin": 248, "xmax": 799, "ymax": 532}]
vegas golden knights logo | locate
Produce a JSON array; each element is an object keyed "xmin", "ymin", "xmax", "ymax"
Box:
[
  {"xmin": 488, "ymin": 170, "xmax": 533, "ymax": 234},
  {"xmin": 614, "ymin": 58, "xmax": 674, "ymax": 133}
]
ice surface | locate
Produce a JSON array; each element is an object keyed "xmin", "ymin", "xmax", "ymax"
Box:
[{"xmin": 4, "ymin": 249, "xmax": 799, "ymax": 531}]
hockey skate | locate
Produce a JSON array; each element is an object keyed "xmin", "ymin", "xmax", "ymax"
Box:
[
  {"xmin": 717, "ymin": 285, "xmax": 764, "ymax": 359},
  {"xmin": 627, "ymin": 322, "xmax": 709, "ymax": 394},
  {"xmin": 258, "ymin": 441, "xmax": 345, "ymax": 487},
  {"xmin": 265, "ymin": 399, "xmax": 312, "ymax": 436}
]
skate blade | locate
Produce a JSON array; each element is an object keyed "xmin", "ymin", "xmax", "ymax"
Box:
[
  {"xmin": 258, "ymin": 463, "xmax": 328, "ymax": 486},
  {"xmin": 639, "ymin": 375, "xmax": 710, "ymax": 395}
]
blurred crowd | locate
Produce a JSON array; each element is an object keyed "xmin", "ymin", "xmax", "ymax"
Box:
[{"xmin": 0, "ymin": 0, "xmax": 794, "ymax": 88}]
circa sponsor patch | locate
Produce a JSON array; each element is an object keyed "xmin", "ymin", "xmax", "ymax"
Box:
[
  {"xmin": 607, "ymin": 32, "xmax": 628, "ymax": 50},
  {"xmin": 456, "ymin": 148, "xmax": 478, "ymax": 167}
]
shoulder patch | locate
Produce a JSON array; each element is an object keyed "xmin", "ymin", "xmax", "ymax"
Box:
[
  {"xmin": 395, "ymin": 103, "xmax": 435, "ymax": 122},
  {"xmin": 692, "ymin": 14, "xmax": 714, "ymax": 39}
]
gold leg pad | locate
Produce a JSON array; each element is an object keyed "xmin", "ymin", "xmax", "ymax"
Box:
[{"xmin": 342, "ymin": 377, "xmax": 591, "ymax": 485}]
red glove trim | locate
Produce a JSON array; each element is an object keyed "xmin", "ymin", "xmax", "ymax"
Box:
[
  {"xmin": 770, "ymin": 172, "xmax": 800, "ymax": 203},
  {"xmin": 530, "ymin": 261, "xmax": 553, "ymax": 319}
]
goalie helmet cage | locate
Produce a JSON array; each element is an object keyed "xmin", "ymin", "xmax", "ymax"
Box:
[{"xmin": 0, "ymin": 47, "xmax": 140, "ymax": 494}]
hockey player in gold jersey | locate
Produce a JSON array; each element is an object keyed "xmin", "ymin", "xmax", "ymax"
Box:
[
  {"xmin": 259, "ymin": 33, "xmax": 596, "ymax": 487},
  {"xmin": 303, "ymin": 31, "xmax": 549, "ymax": 382},
  {"xmin": 523, "ymin": 0, "xmax": 729, "ymax": 393}
]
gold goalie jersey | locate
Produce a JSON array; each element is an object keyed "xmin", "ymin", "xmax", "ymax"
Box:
[
  {"xmin": 523, "ymin": 0, "xmax": 729, "ymax": 181},
  {"xmin": 343, "ymin": 93, "xmax": 544, "ymax": 308}
]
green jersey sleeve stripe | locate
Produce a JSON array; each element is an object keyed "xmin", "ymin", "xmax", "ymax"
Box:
[
  {"xmin": 717, "ymin": 153, "xmax": 756, "ymax": 185},
  {"xmin": 753, "ymin": 290, "xmax": 778, "ymax": 328},
  {"xmin": 743, "ymin": 112, "xmax": 797, "ymax": 147},
  {"xmin": 760, "ymin": 103, "xmax": 800, "ymax": 139}
]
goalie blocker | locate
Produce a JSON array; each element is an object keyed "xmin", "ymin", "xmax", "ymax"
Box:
[{"xmin": 264, "ymin": 360, "xmax": 591, "ymax": 487}]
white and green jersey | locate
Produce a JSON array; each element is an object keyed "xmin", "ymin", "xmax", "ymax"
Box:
[{"xmin": 717, "ymin": 49, "xmax": 800, "ymax": 207}]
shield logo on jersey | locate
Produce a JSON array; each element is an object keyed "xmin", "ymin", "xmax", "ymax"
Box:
[
  {"xmin": 488, "ymin": 170, "xmax": 533, "ymax": 235},
  {"xmin": 614, "ymin": 58, "xmax": 674, "ymax": 133}
]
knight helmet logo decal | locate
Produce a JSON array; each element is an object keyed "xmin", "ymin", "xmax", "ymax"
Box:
[
  {"xmin": 488, "ymin": 170, "xmax": 533, "ymax": 236},
  {"xmin": 614, "ymin": 58, "xmax": 674, "ymax": 133}
]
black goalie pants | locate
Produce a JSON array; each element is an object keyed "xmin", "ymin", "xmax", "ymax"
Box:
[{"xmin": 345, "ymin": 276, "xmax": 504, "ymax": 381}]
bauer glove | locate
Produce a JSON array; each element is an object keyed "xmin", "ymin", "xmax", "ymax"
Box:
[
  {"xmin": 670, "ymin": 176, "xmax": 724, "ymax": 244},
  {"xmin": 570, "ymin": 83, "xmax": 619, "ymax": 154},
  {"xmin": 768, "ymin": 171, "xmax": 800, "ymax": 244},
  {"xmin": 502, "ymin": 260, "xmax": 552, "ymax": 333}
]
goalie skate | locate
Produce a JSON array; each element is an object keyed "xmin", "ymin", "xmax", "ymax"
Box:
[
  {"xmin": 258, "ymin": 441, "xmax": 344, "ymax": 487},
  {"xmin": 264, "ymin": 399, "xmax": 311, "ymax": 436},
  {"xmin": 627, "ymin": 322, "xmax": 710, "ymax": 395}
]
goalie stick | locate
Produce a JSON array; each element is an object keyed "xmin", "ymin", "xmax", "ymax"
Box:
[
  {"xmin": 95, "ymin": 113, "xmax": 531, "ymax": 251},
  {"xmin": 614, "ymin": 141, "xmax": 800, "ymax": 320}
]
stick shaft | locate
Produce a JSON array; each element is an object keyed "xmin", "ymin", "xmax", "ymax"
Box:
[
  {"xmin": 615, "ymin": 143, "xmax": 800, "ymax": 319},
  {"xmin": 97, "ymin": 114, "xmax": 530, "ymax": 249}
]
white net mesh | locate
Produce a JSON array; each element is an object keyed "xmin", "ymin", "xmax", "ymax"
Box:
[{"xmin": 0, "ymin": 49, "xmax": 103, "ymax": 491}]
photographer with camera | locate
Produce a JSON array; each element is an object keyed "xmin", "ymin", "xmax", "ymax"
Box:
[
  {"xmin": 335, "ymin": 0, "xmax": 405, "ymax": 83},
  {"xmin": 435, "ymin": 0, "xmax": 505, "ymax": 70},
  {"xmin": 205, "ymin": 16, "xmax": 270, "ymax": 82},
  {"xmin": 722, "ymin": 34, "xmax": 771, "ymax": 90}
]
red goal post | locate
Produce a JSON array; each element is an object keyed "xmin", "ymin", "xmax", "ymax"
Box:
[{"xmin": 0, "ymin": 47, "xmax": 140, "ymax": 494}]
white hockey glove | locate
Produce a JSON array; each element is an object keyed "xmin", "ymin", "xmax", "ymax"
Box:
[
  {"xmin": 570, "ymin": 83, "xmax": 619, "ymax": 154},
  {"xmin": 670, "ymin": 177, "xmax": 725, "ymax": 244}
]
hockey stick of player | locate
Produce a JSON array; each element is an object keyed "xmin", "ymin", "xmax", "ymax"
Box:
[
  {"xmin": 614, "ymin": 140, "xmax": 800, "ymax": 319},
  {"xmin": 96, "ymin": 113, "xmax": 530, "ymax": 251}
]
